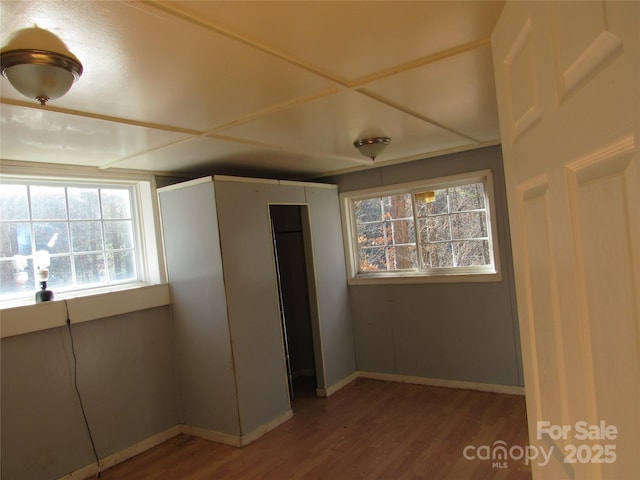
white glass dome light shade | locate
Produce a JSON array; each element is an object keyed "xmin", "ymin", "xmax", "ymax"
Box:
[
  {"xmin": 1, "ymin": 49, "xmax": 83, "ymax": 105},
  {"xmin": 353, "ymin": 137, "xmax": 391, "ymax": 161}
]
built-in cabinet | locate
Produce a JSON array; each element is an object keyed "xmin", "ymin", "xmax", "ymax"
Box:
[{"xmin": 157, "ymin": 176, "xmax": 355, "ymax": 442}]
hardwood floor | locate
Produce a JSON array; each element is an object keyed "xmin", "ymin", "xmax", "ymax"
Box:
[{"xmin": 99, "ymin": 378, "xmax": 531, "ymax": 480}]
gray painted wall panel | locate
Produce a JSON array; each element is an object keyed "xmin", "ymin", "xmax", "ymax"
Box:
[
  {"xmin": 214, "ymin": 180, "xmax": 305, "ymax": 434},
  {"xmin": 160, "ymin": 177, "xmax": 357, "ymax": 437},
  {"xmin": 158, "ymin": 180, "xmax": 240, "ymax": 435},
  {"xmin": 348, "ymin": 286, "xmax": 396, "ymax": 373},
  {"xmin": 319, "ymin": 146, "xmax": 523, "ymax": 387},
  {"xmin": 304, "ymin": 187, "xmax": 356, "ymax": 386},
  {"xmin": 1, "ymin": 307, "xmax": 179, "ymax": 480},
  {"xmin": 389, "ymin": 283, "xmax": 520, "ymax": 384}
]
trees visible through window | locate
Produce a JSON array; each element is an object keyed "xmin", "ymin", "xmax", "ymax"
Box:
[
  {"xmin": 354, "ymin": 193, "xmax": 416, "ymax": 271},
  {"xmin": 0, "ymin": 182, "xmax": 139, "ymax": 301},
  {"xmin": 342, "ymin": 171, "xmax": 499, "ymax": 283}
]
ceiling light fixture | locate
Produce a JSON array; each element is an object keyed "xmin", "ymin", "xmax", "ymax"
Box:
[
  {"xmin": 353, "ymin": 137, "xmax": 391, "ymax": 161},
  {"xmin": 1, "ymin": 49, "xmax": 83, "ymax": 105}
]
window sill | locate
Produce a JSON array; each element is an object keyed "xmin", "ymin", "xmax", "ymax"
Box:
[
  {"xmin": 347, "ymin": 271, "xmax": 501, "ymax": 285},
  {"xmin": 0, "ymin": 283, "xmax": 171, "ymax": 339}
]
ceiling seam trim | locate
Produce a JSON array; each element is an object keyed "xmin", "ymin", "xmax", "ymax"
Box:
[
  {"xmin": 98, "ymin": 132, "xmax": 372, "ymax": 171},
  {"xmin": 355, "ymin": 89, "xmax": 482, "ymax": 144},
  {"xmin": 347, "ymin": 38, "xmax": 492, "ymax": 89},
  {"xmin": 98, "ymin": 136, "xmax": 198, "ymax": 170},
  {"xmin": 0, "ymin": 158, "xmax": 188, "ymax": 181},
  {"xmin": 201, "ymin": 133, "xmax": 374, "ymax": 167},
  {"xmin": 0, "ymin": 98, "xmax": 201, "ymax": 136},
  {"xmin": 315, "ymin": 141, "xmax": 502, "ymax": 179},
  {"xmin": 201, "ymin": 133, "xmax": 293, "ymax": 150},
  {"xmin": 199, "ymin": 87, "xmax": 343, "ymax": 134},
  {"xmin": 140, "ymin": 3, "xmax": 491, "ymax": 94},
  {"xmin": 376, "ymin": 140, "xmax": 502, "ymax": 168},
  {"xmin": 141, "ymin": 1, "xmax": 351, "ymax": 89}
]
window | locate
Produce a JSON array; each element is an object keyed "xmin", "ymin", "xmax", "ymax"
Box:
[
  {"xmin": 341, "ymin": 170, "xmax": 500, "ymax": 283},
  {"xmin": 0, "ymin": 176, "xmax": 162, "ymax": 304}
]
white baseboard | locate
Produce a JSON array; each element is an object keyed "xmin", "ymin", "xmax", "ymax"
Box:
[
  {"xmin": 183, "ymin": 409, "xmax": 293, "ymax": 447},
  {"xmin": 358, "ymin": 370, "xmax": 525, "ymax": 395},
  {"xmin": 239, "ymin": 409, "xmax": 293, "ymax": 446},
  {"xmin": 57, "ymin": 425, "xmax": 182, "ymax": 480},
  {"xmin": 61, "ymin": 409, "xmax": 294, "ymax": 479},
  {"xmin": 315, "ymin": 369, "xmax": 524, "ymax": 398},
  {"xmin": 61, "ymin": 372, "xmax": 522, "ymax": 479},
  {"xmin": 181, "ymin": 424, "xmax": 242, "ymax": 447},
  {"xmin": 316, "ymin": 370, "xmax": 359, "ymax": 397}
]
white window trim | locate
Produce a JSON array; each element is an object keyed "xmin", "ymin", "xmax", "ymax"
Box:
[
  {"xmin": 0, "ymin": 162, "xmax": 167, "ymax": 316},
  {"xmin": 340, "ymin": 169, "xmax": 502, "ymax": 285}
]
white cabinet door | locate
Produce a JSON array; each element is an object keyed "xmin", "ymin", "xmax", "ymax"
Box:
[{"xmin": 492, "ymin": 2, "xmax": 639, "ymax": 479}]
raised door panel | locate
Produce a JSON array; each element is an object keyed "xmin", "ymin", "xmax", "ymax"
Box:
[{"xmin": 493, "ymin": 2, "xmax": 639, "ymax": 478}]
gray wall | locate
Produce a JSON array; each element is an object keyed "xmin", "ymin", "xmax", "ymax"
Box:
[
  {"xmin": 214, "ymin": 179, "xmax": 357, "ymax": 433},
  {"xmin": 1, "ymin": 307, "xmax": 179, "ymax": 480},
  {"xmin": 158, "ymin": 180, "xmax": 240, "ymax": 436},
  {"xmin": 304, "ymin": 186, "xmax": 357, "ymax": 387},
  {"xmin": 319, "ymin": 145, "xmax": 523, "ymax": 386},
  {"xmin": 214, "ymin": 180, "xmax": 304, "ymax": 434},
  {"xmin": 157, "ymin": 177, "xmax": 356, "ymax": 440},
  {"xmin": 1, "ymin": 150, "xmax": 516, "ymax": 480}
]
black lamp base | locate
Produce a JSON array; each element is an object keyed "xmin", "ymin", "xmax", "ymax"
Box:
[{"xmin": 35, "ymin": 281, "xmax": 54, "ymax": 303}]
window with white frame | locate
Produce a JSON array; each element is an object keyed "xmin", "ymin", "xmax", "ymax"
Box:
[
  {"xmin": 340, "ymin": 170, "xmax": 500, "ymax": 283},
  {"xmin": 0, "ymin": 177, "xmax": 161, "ymax": 304}
]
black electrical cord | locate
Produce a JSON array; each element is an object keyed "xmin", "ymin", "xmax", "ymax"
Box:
[{"xmin": 65, "ymin": 300, "xmax": 102, "ymax": 478}]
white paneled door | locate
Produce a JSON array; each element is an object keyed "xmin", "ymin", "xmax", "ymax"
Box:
[{"xmin": 492, "ymin": 2, "xmax": 639, "ymax": 479}]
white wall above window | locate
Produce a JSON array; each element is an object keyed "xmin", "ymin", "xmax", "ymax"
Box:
[{"xmin": 340, "ymin": 170, "xmax": 501, "ymax": 284}]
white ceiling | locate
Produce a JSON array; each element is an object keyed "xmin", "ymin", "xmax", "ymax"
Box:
[{"xmin": 0, "ymin": 1, "xmax": 505, "ymax": 180}]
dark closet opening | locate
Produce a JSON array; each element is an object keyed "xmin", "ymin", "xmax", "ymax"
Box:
[{"xmin": 270, "ymin": 204, "xmax": 318, "ymax": 402}]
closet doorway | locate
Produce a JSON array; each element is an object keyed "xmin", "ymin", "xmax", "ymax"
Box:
[{"xmin": 270, "ymin": 204, "xmax": 323, "ymax": 402}]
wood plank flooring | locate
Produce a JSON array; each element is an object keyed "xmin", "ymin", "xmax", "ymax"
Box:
[{"xmin": 99, "ymin": 378, "xmax": 531, "ymax": 480}]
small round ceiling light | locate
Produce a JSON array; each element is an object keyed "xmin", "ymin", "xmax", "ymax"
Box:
[
  {"xmin": 1, "ymin": 49, "xmax": 83, "ymax": 105},
  {"xmin": 353, "ymin": 137, "xmax": 391, "ymax": 161}
]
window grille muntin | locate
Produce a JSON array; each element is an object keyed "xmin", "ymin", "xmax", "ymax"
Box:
[
  {"xmin": 0, "ymin": 179, "xmax": 144, "ymax": 302},
  {"xmin": 341, "ymin": 170, "xmax": 500, "ymax": 283}
]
